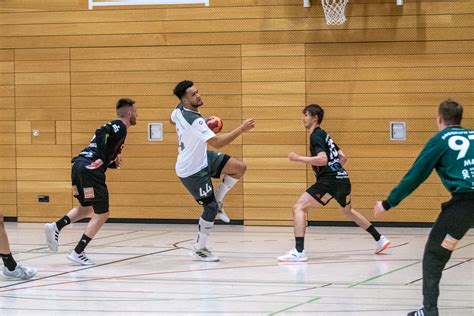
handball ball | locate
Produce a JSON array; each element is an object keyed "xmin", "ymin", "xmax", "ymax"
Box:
[{"xmin": 205, "ymin": 116, "xmax": 223, "ymax": 133}]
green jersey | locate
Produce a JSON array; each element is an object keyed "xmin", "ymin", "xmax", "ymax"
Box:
[{"xmin": 384, "ymin": 126, "xmax": 474, "ymax": 210}]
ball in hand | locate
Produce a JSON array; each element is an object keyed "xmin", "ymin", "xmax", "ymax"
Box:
[{"xmin": 205, "ymin": 116, "xmax": 223, "ymax": 133}]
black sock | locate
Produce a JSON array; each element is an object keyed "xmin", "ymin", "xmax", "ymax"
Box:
[
  {"xmin": 295, "ymin": 237, "xmax": 305, "ymax": 253},
  {"xmin": 1, "ymin": 253, "xmax": 17, "ymax": 271},
  {"xmin": 55, "ymin": 215, "xmax": 71, "ymax": 231},
  {"xmin": 366, "ymin": 225, "xmax": 381, "ymax": 241},
  {"xmin": 74, "ymin": 234, "xmax": 92, "ymax": 254}
]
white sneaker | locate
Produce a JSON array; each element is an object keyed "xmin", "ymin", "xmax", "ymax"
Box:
[
  {"xmin": 278, "ymin": 248, "xmax": 308, "ymax": 262},
  {"xmin": 2, "ymin": 265, "xmax": 37, "ymax": 280},
  {"xmin": 215, "ymin": 202, "xmax": 230, "ymax": 223},
  {"xmin": 67, "ymin": 251, "xmax": 95, "ymax": 266},
  {"xmin": 189, "ymin": 246, "xmax": 220, "ymax": 262},
  {"xmin": 375, "ymin": 235, "xmax": 391, "ymax": 254},
  {"xmin": 44, "ymin": 222, "xmax": 59, "ymax": 252}
]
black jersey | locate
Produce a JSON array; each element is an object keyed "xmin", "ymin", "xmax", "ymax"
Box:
[
  {"xmin": 310, "ymin": 127, "xmax": 348, "ymax": 180},
  {"xmin": 73, "ymin": 119, "xmax": 127, "ymax": 171}
]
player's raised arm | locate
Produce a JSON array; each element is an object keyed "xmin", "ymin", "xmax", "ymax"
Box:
[{"xmin": 207, "ymin": 118, "xmax": 255, "ymax": 149}]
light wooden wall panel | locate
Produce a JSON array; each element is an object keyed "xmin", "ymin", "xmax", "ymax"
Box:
[
  {"xmin": 0, "ymin": 0, "xmax": 471, "ymax": 225},
  {"xmin": 0, "ymin": 49, "xmax": 16, "ymax": 217},
  {"xmin": 14, "ymin": 48, "xmax": 72, "ymax": 220},
  {"xmin": 241, "ymin": 43, "xmax": 307, "ymax": 224},
  {"xmin": 67, "ymin": 45, "xmax": 242, "ymax": 221}
]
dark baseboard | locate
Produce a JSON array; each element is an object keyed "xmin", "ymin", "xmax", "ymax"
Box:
[
  {"xmin": 308, "ymin": 221, "xmax": 435, "ymax": 228},
  {"xmin": 7, "ymin": 217, "xmax": 471, "ymax": 228}
]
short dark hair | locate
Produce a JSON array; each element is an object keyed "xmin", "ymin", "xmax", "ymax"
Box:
[
  {"xmin": 303, "ymin": 104, "xmax": 324, "ymax": 124},
  {"xmin": 116, "ymin": 98, "xmax": 135, "ymax": 110},
  {"xmin": 173, "ymin": 80, "xmax": 194, "ymax": 100},
  {"xmin": 438, "ymin": 99, "xmax": 462, "ymax": 125}
]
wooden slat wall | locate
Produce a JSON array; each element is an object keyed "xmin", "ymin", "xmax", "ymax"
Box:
[
  {"xmin": 15, "ymin": 48, "xmax": 72, "ymax": 222},
  {"xmin": 68, "ymin": 45, "xmax": 243, "ymax": 222},
  {"xmin": 0, "ymin": 49, "xmax": 16, "ymax": 218},
  {"xmin": 0, "ymin": 0, "xmax": 472, "ymax": 224}
]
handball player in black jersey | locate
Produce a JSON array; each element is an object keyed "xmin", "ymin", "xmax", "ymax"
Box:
[
  {"xmin": 278, "ymin": 104, "xmax": 390, "ymax": 262},
  {"xmin": 44, "ymin": 98, "xmax": 137, "ymax": 265}
]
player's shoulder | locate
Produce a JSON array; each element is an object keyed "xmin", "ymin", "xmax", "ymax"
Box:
[
  {"xmin": 181, "ymin": 108, "xmax": 202, "ymax": 125},
  {"xmin": 108, "ymin": 120, "xmax": 126, "ymax": 133},
  {"xmin": 311, "ymin": 126, "xmax": 327, "ymax": 138},
  {"xmin": 437, "ymin": 127, "xmax": 472, "ymax": 141}
]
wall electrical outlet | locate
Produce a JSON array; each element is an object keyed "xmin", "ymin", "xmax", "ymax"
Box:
[{"xmin": 38, "ymin": 195, "xmax": 49, "ymax": 203}]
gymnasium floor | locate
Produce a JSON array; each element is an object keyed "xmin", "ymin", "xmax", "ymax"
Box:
[{"xmin": 1, "ymin": 223, "xmax": 472, "ymax": 315}]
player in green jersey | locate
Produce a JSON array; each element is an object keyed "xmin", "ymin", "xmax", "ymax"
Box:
[{"xmin": 374, "ymin": 99, "xmax": 474, "ymax": 316}]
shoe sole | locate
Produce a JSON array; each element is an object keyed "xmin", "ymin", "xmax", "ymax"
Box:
[
  {"xmin": 44, "ymin": 225, "xmax": 58, "ymax": 252},
  {"xmin": 67, "ymin": 255, "xmax": 95, "ymax": 266},
  {"xmin": 189, "ymin": 252, "xmax": 220, "ymax": 262},
  {"xmin": 277, "ymin": 258, "xmax": 308, "ymax": 262},
  {"xmin": 216, "ymin": 216, "xmax": 230, "ymax": 223},
  {"xmin": 375, "ymin": 241, "xmax": 391, "ymax": 254}
]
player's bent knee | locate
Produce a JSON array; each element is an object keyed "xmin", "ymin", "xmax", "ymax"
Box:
[
  {"xmin": 199, "ymin": 196, "xmax": 219, "ymax": 222},
  {"xmin": 441, "ymin": 234, "xmax": 458, "ymax": 251},
  {"xmin": 292, "ymin": 203, "xmax": 306, "ymax": 214}
]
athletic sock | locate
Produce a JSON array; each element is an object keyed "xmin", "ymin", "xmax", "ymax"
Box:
[
  {"xmin": 55, "ymin": 215, "xmax": 71, "ymax": 231},
  {"xmin": 366, "ymin": 225, "xmax": 381, "ymax": 241},
  {"xmin": 295, "ymin": 237, "xmax": 305, "ymax": 253},
  {"xmin": 215, "ymin": 175, "xmax": 239, "ymax": 204},
  {"xmin": 196, "ymin": 217, "xmax": 214, "ymax": 249},
  {"xmin": 0, "ymin": 253, "xmax": 17, "ymax": 271},
  {"xmin": 74, "ymin": 234, "xmax": 92, "ymax": 254}
]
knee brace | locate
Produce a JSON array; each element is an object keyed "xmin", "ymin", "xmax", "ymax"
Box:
[{"xmin": 200, "ymin": 197, "xmax": 219, "ymax": 222}]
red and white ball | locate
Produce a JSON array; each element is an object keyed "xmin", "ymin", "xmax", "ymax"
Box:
[{"xmin": 206, "ymin": 116, "xmax": 223, "ymax": 133}]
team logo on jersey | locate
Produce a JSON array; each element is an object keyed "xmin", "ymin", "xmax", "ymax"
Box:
[
  {"xmin": 112, "ymin": 124, "xmax": 120, "ymax": 133},
  {"xmin": 84, "ymin": 187, "xmax": 95, "ymax": 199},
  {"xmin": 72, "ymin": 185, "xmax": 79, "ymax": 196}
]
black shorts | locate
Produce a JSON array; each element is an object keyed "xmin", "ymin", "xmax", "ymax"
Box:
[
  {"xmin": 71, "ymin": 158, "xmax": 109, "ymax": 214},
  {"xmin": 306, "ymin": 177, "xmax": 351, "ymax": 207},
  {"xmin": 179, "ymin": 151, "xmax": 231, "ymax": 205},
  {"xmin": 435, "ymin": 192, "xmax": 474, "ymax": 240}
]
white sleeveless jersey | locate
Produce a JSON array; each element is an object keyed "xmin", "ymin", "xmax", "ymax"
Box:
[{"xmin": 170, "ymin": 104, "xmax": 216, "ymax": 177}]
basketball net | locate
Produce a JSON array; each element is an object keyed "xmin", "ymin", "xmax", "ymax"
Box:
[{"xmin": 321, "ymin": 0, "xmax": 349, "ymax": 25}]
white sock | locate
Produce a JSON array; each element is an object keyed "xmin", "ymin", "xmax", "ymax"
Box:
[
  {"xmin": 215, "ymin": 175, "xmax": 239, "ymax": 204},
  {"xmin": 196, "ymin": 217, "xmax": 214, "ymax": 249}
]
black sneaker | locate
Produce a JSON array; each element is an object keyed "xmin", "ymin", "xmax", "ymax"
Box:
[{"xmin": 407, "ymin": 307, "xmax": 439, "ymax": 316}]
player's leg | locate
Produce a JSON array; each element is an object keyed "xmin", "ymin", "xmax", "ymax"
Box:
[
  {"xmin": 0, "ymin": 212, "xmax": 37, "ymax": 280},
  {"xmin": 278, "ymin": 192, "xmax": 319, "ymax": 262},
  {"xmin": 45, "ymin": 205, "xmax": 94, "ymax": 252},
  {"xmin": 208, "ymin": 151, "xmax": 244, "ymax": 223},
  {"xmin": 411, "ymin": 196, "xmax": 473, "ymax": 316},
  {"xmin": 336, "ymin": 179, "xmax": 390, "ymax": 254},
  {"xmin": 45, "ymin": 160, "xmax": 93, "ymax": 251},
  {"xmin": 67, "ymin": 200, "xmax": 108, "ymax": 266},
  {"xmin": 180, "ymin": 169, "xmax": 220, "ymax": 261},
  {"xmin": 66, "ymin": 167, "xmax": 109, "ymax": 266}
]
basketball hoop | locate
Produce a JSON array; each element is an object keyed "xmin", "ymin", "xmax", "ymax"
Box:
[{"xmin": 321, "ymin": 0, "xmax": 349, "ymax": 25}]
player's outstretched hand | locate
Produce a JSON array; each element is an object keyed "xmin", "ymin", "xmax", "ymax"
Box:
[
  {"xmin": 288, "ymin": 152, "xmax": 301, "ymax": 162},
  {"xmin": 86, "ymin": 159, "xmax": 104, "ymax": 170},
  {"xmin": 373, "ymin": 201, "xmax": 386, "ymax": 218},
  {"xmin": 240, "ymin": 118, "xmax": 255, "ymax": 132}
]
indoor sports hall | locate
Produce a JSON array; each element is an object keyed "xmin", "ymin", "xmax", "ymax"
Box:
[{"xmin": 0, "ymin": 0, "xmax": 472, "ymax": 315}]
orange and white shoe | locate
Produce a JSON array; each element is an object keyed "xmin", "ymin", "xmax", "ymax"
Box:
[
  {"xmin": 375, "ymin": 235, "xmax": 391, "ymax": 254},
  {"xmin": 278, "ymin": 248, "xmax": 307, "ymax": 262}
]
